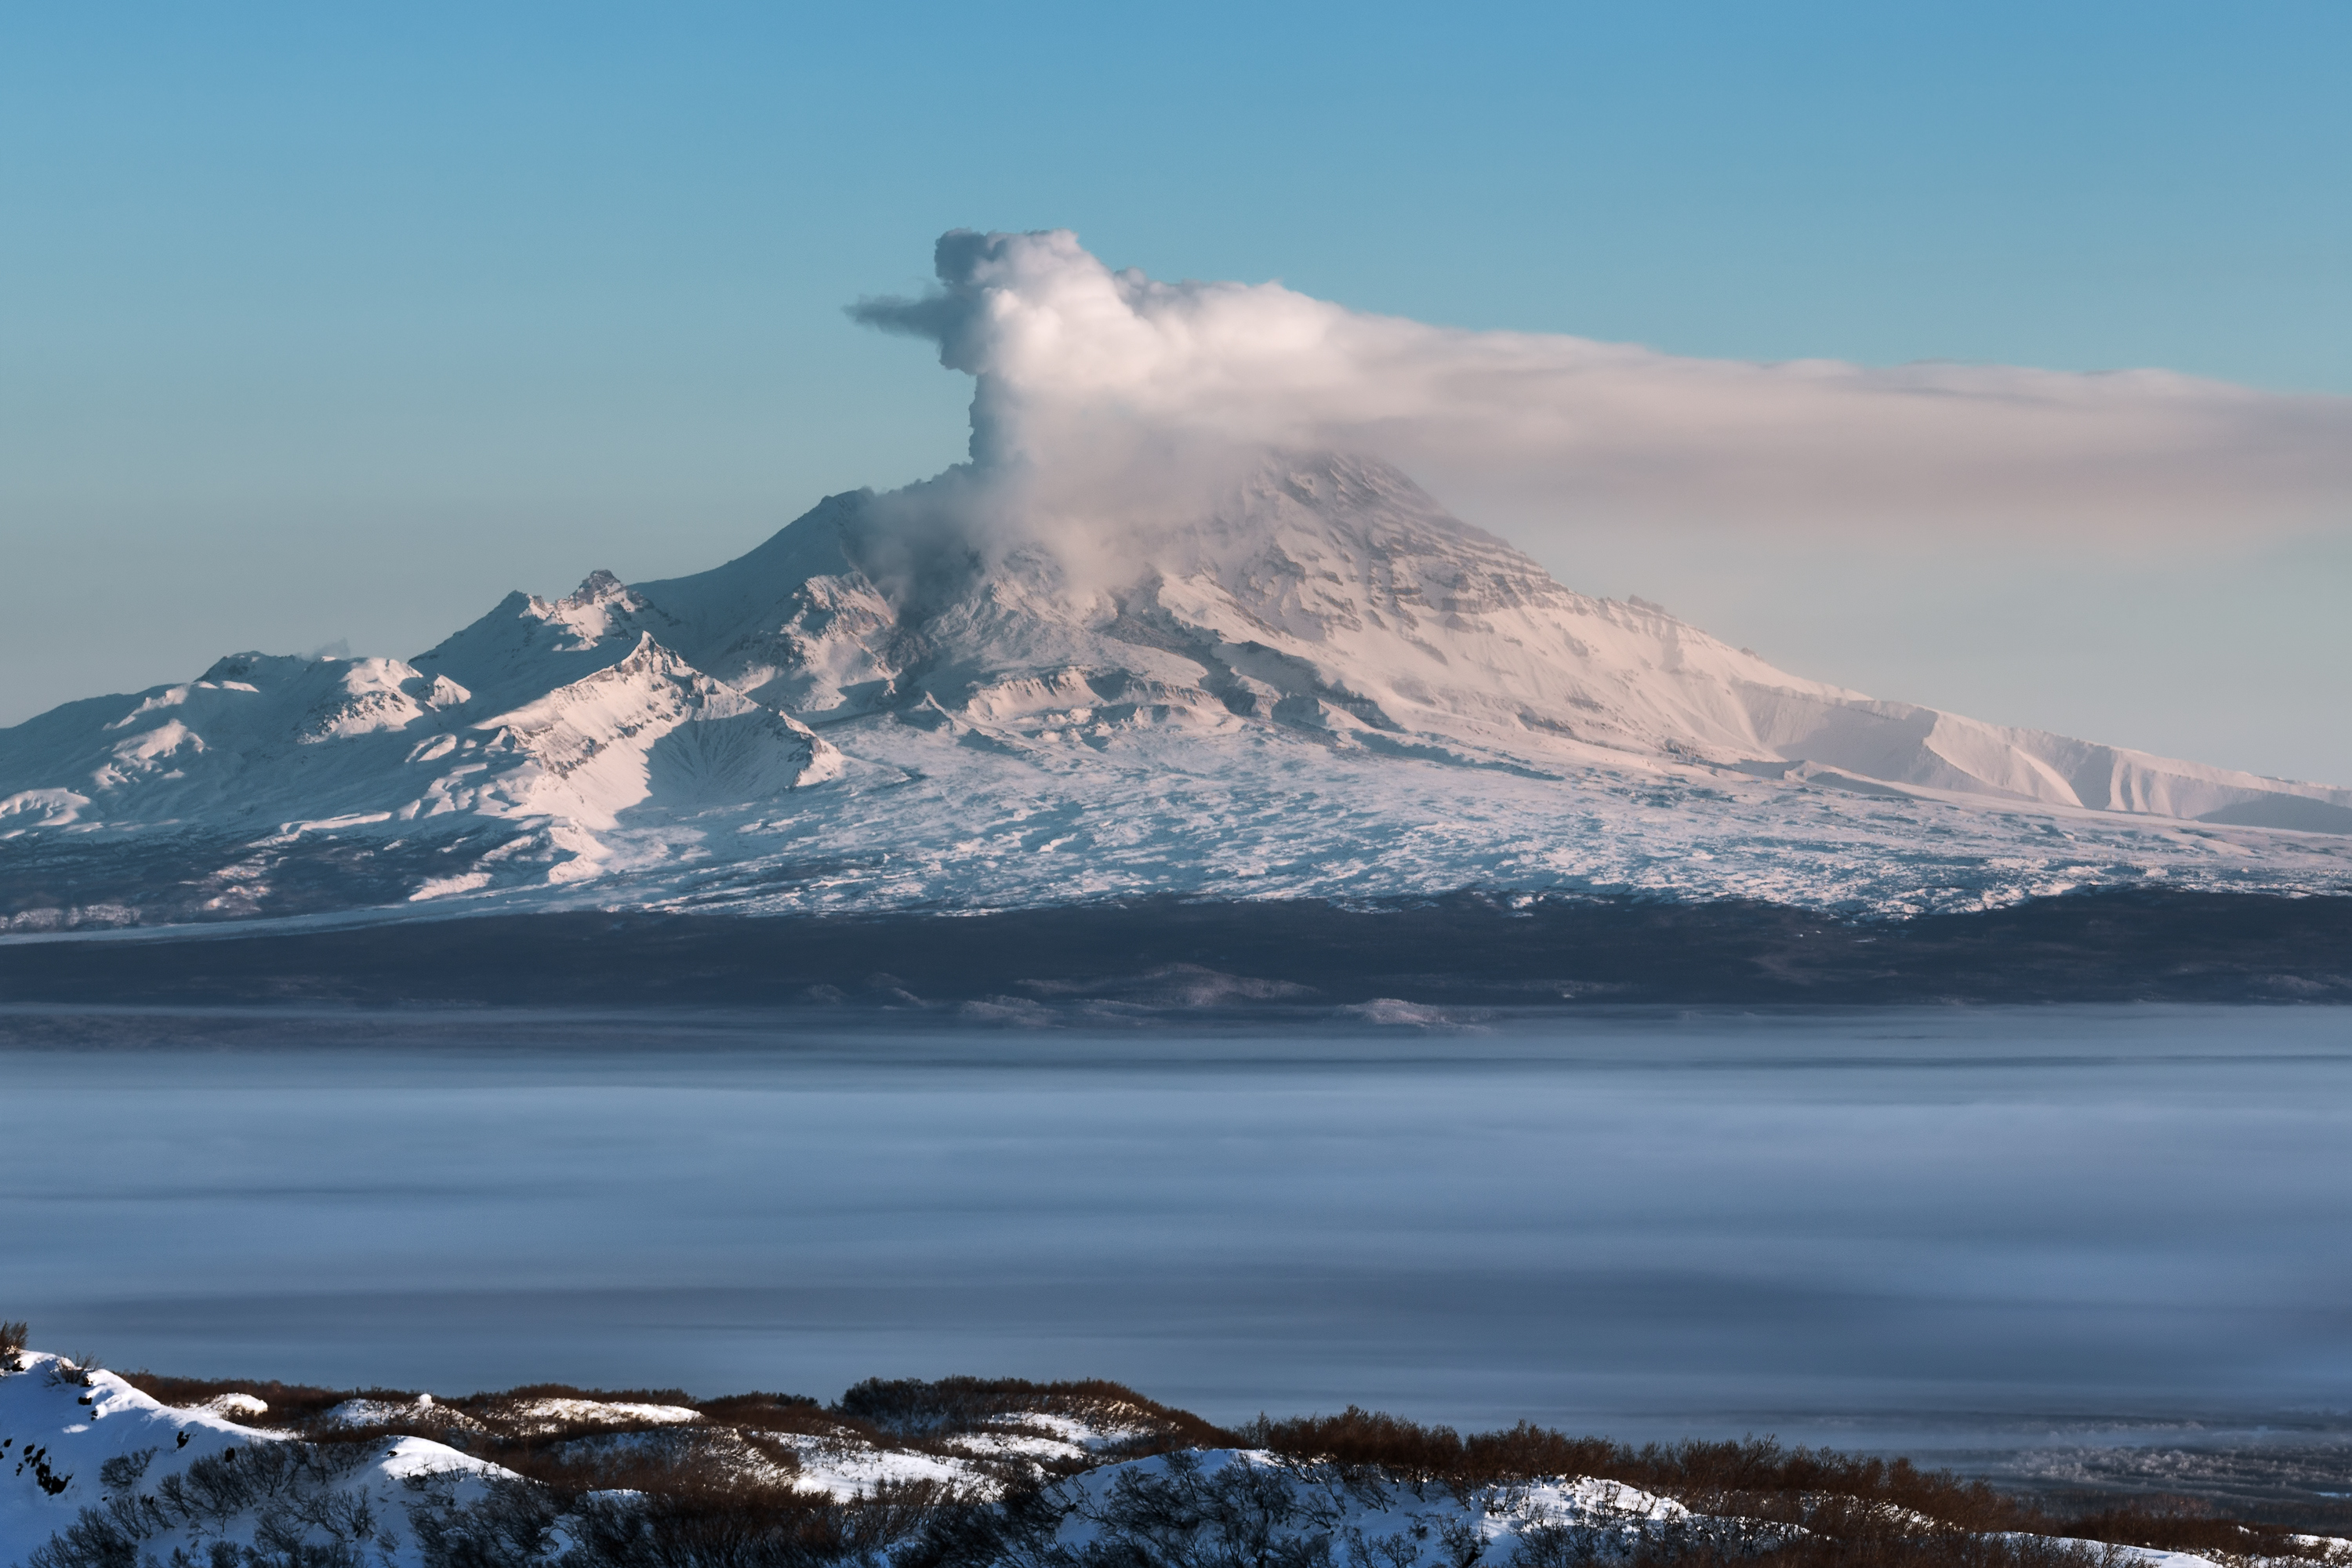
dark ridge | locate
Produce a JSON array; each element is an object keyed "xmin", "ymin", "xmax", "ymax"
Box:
[
  {"xmin": 111, "ymin": 1374, "xmax": 391, "ymax": 1428},
  {"xmin": 838, "ymin": 1374, "xmax": 1233, "ymax": 1450},
  {"xmin": 1244, "ymin": 1412, "xmax": 2352, "ymax": 1547},
  {"xmin": 0, "ymin": 888, "xmax": 2347, "ymax": 1010}
]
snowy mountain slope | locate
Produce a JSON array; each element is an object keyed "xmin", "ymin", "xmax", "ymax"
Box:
[
  {"xmin": 2, "ymin": 452, "xmax": 2346, "ymax": 931},
  {"xmin": 0, "ymin": 1352, "xmax": 503, "ymax": 1567},
  {"xmin": 6, "ymin": 1346, "xmax": 2284, "ymax": 1568},
  {"xmin": 629, "ymin": 452, "xmax": 2342, "ymax": 825},
  {"xmin": 0, "ymin": 569, "xmax": 840, "ymax": 919}
]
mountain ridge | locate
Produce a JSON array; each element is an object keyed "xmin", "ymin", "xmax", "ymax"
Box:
[{"xmin": 4, "ymin": 452, "xmax": 2348, "ymax": 931}]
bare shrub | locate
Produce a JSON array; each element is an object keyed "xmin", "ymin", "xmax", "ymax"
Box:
[
  {"xmin": 405, "ymin": 1475, "xmax": 565, "ymax": 1568},
  {"xmin": 405, "ymin": 1454, "xmax": 967, "ymax": 1568},
  {"xmin": 100, "ymin": 1447, "xmax": 160, "ymax": 1491},
  {"xmin": 697, "ymin": 1392, "xmax": 835, "ymax": 1435},
  {"xmin": 836, "ymin": 1374, "xmax": 1233, "ymax": 1453},
  {"xmin": 902, "ymin": 1448, "xmax": 1341, "ymax": 1568},
  {"xmin": 45, "ymin": 1352, "xmax": 104, "ymax": 1388},
  {"xmin": 25, "ymin": 1502, "xmax": 161, "ymax": 1568},
  {"xmin": 1251, "ymin": 1414, "xmax": 2352, "ymax": 1566},
  {"xmin": 570, "ymin": 1473, "xmax": 960, "ymax": 1567},
  {"xmin": 116, "ymin": 1372, "xmax": 402, "ymax": 1429},
  {"xmin": 2045, "ymin": 1497, "xmax": 2328, "ymax": 1564},
  {"xmin": 30, "ymin": 1440, "xmax": 390, "ymax": 1568}
]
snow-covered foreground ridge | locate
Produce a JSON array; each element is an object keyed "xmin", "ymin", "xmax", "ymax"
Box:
[
  {"xmin": 7, "ymin": 1345, "xmax": 2341, "ymax": 1568},
  {"xmin": 5, "ymin": 453, "xmax": 2350, "ymax": 929}
]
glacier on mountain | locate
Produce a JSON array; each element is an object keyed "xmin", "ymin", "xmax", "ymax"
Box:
[{"xmin": 2, "ymin": 452, "xmax": 2348, "ymax": 931}]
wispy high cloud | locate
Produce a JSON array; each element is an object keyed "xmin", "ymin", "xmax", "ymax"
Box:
[{"xmin": 854, "ymin": 229, "xmax": 2352, "ymax": 543}]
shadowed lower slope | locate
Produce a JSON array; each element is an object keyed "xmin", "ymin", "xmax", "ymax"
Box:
[{"xmin": 2, "ymin": 888, "xmax": 2347, "ymax": 1010}]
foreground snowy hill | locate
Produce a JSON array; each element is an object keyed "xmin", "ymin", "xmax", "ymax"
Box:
[
  {"xmin": 3, "ymin": 454, "xmax": 2347, "ymax": 930},
  {"xmin": 7, "ymin": 1344, "xmax": 2323, "ymax": 1568}
]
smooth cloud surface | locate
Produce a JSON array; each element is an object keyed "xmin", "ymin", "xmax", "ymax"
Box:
[{"xmin": 854, "ymin": 229, "xmax": 2352, "ymax": 543}]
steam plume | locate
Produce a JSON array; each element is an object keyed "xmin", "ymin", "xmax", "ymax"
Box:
[{"xmin": 853, "ymin": 228, "xmax": 2352, "ymax": 545}]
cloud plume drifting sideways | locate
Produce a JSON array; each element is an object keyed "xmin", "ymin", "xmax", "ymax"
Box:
[{"xmin": 852, "ymin": 228, "xmax": 2352, "ymax": 545}]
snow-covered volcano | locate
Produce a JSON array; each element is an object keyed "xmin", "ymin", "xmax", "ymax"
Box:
[{"xmin": 4, "ymin": 453, "xmax": 2348, "ymax": 930}]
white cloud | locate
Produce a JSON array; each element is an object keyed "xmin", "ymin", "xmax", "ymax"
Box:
[{"xmin": 853, "ymin": 228, "xmax": 2352, "ymax": 544}]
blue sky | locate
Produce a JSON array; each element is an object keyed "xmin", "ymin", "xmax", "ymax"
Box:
[{"xmin": 3, "ymin": 3, "xmax": 2347, "ymax": 777}]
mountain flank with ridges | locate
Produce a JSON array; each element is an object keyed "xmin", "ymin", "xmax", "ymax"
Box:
[{"xmin": 4, "ymin": 452, "xmax": 2347, "ymax": 931}]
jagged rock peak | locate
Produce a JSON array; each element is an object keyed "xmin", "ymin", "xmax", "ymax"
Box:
[{"xmin": 565, "ymin": 569, "xmax": 630, "ymax": 608}]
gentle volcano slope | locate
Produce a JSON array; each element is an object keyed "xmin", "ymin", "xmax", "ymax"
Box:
[
  {"xmin": 2, "ymin": 453, "xmax": 2347, "ymax": 929},
  {"xmin": 636, "ymin": 453, "xmax": 2352, "ymax": 820}
]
